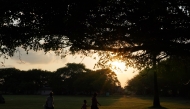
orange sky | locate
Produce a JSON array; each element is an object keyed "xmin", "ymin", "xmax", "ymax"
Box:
[{"xmin": 0, "ymin": 49, "xmax": 138, "ymax": 87}]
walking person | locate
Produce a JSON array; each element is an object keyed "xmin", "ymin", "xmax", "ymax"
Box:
[
  {"xmin": 91, "ymin": 93, "xmax": 101, "ymax": 109},
  {"xmin": 81, "ymin": 100, "xmax": 87, "ymax": 109},
  {"xmin": 45, "ymin": 92, "xmax": 54, "ymax": 109}
]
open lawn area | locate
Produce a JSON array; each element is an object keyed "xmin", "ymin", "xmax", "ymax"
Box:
[{"xmin": 0, "ymin": 95, "xmax": 190, "ymax": 109}]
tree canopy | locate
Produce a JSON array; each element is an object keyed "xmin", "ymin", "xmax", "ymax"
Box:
[
  {"xmin": 127, "ymin": 56, "xmax": 190, "ymax": 97},
  {"xmin": 0, "ymin": 63, "xmax": 120, "ymax": 95},
  {"xmin": 1, "ymin": 0, "xmax": 190, "ymax": 107},
  {"xmin": 0, "ymin": 0, "xmax": 190, "ymax": 67}
]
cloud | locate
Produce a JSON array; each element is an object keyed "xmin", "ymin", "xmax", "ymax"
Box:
[
  {"xmin": 0, "ymin": 64, "xmax": 15, "ymax": 69},
  {"xmin": 11, "ymin": 48, "xmax": 67, "ymax": 64}
]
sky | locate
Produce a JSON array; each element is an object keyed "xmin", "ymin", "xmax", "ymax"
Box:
[{"xmin": 0, "ymin": 48, "xmax": 138, "ymax": 87}]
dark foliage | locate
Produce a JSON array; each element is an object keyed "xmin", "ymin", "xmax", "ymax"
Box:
[
  {"xmin": 127, "ymin": 56, "xmax": 190, "ymax": 98},
  {"xmin": 0, "ymin": 63, "xmax": 120, "ymax": 95}
]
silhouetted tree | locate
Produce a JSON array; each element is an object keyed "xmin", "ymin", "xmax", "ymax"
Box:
[
  {"xmin": 54, "ymin": 63, "xmax": 120, "ymax": 94},
  {"xmin": 0, "ymin": 68, "xmax": 51, "ymax": 94},
  {"xmin": 127, "ymin": 56, "xmax": 190, "ymax": 97},
  {"xmin": 1, "ymin": 0, "xmax": 190, "ymax": 107},
  {"xmin": 66, "ymin": 1, "xmax": 190, "ymax": 107}
]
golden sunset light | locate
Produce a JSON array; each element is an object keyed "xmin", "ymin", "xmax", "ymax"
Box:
[
  {"xmin": 110, "ymin": 61, "xmax": 127, "ymax": 73},
  {"xmin": 0, "ymin": 50, "xmax": 138, "ymax": 87}
]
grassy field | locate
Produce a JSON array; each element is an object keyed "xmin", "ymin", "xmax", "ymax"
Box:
[{"xmin": 0, "ymin": 95, "xmax": 190, "ymax": 109}]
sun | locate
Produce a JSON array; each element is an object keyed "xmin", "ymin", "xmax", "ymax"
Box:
[{"xmin": 110, "ymin": 61, "xmax": 126, "ymax": 73}]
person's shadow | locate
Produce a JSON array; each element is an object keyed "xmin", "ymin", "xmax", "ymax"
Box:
[{"xmin": 0, "ymin": 94, "xmax": 5, "ymax": 104}]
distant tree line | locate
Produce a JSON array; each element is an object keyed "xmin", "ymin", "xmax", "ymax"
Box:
[
  {"xmin": 0, "ymin": 63, "xmax": 120, "ymax": 95},
  {"xmin": 126, "ymin": 56, "xmax": 190, "ymax": 98}
]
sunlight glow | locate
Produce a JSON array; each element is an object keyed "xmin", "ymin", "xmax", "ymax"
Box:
[
  {"xmin": 110, "ymin": 61, "xmax": 126, "ymax": 73},
  {"xmin": 109, "ymin": 60, "xmax": 138, "ymax": 87}
]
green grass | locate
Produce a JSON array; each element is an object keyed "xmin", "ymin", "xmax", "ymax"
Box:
[{"xmin": 0, "ymin": 95, "xmax": 190, "ymax": 109}]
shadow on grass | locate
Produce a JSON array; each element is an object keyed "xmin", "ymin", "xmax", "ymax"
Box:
[
  {"xmin": 98, "ymin": 95, "xmax": 124, "ymax": 106},
  {"xmin": 148, "ymin": 106, "xmax": 168, "ymax": 109}
]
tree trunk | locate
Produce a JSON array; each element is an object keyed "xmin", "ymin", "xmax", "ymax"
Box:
[{"xmin": 152, "ymin": 55, "xmax": 161, "ymax": 107}]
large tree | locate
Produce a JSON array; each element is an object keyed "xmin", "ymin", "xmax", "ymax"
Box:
[
  {"xmin": 54, "ymin": 63, "xmax": 120, "ymax": 94},
  {"xmin": 67, "ymin": 0, "xmax": 190, "ymax": 107},
  {"xmin": 1, "ymin": 0, "xmax": 190, "ymax": 107},
  {"xmin": 127, "ymin": 56, "xmax": 190, "ymax": 97}
]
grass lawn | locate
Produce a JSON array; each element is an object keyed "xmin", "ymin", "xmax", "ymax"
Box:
[{"xmin": 0, "ymin": 95, "xmax": 190, "ymax": 109}]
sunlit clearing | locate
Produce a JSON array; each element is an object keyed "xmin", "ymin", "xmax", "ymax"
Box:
[{"xmin": 110, "ymin": 61, "xmax": 126, "ymax": 73}]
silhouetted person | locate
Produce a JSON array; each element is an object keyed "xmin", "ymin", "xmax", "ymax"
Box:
[
  {"xmin": 91, "ymin": 93, "xmax": 101, "ymax": 109},
  {"xmin": 45, "ymin": 92, "xmax": 54, "ymax": 109},
  {"xmin": 81, "ymin": 100, "xmax": 87, "ymax": 109},
  {"xmin": 0, "ymin": 94, "xmax": 5, "ymax": 104}
]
